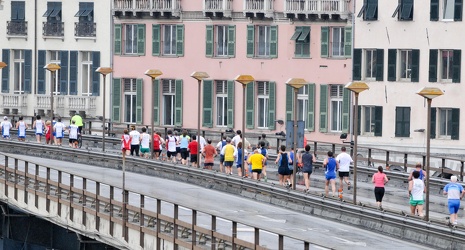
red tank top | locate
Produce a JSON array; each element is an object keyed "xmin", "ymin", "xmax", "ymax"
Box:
[{"xmin": 121, "ymin": 134, "xmax": 131, "ymax": 150}]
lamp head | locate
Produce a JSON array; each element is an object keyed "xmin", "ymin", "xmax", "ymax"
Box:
[
  {"xmin": 0, "ymin": 62, "xmax": 7, "ymax": 69},
  {"xmin": 286, "ymin": 78, "xmax": 307, "ymax": 89},
  {"xmin": 44, "ymin": 63, "xmax": 61, "ymax": 72},
  {"xmin": 345, "ymin": 81, "xmax": 369, "ymax": 94},
  {"xmin": 234, "ymin": 75, "xmax": 254, "ymax": 85},
  {"xmin": 144, "ymin": 69, "xmax": 163, "ymax": 79},
  {"xmin": 190, "ymin": 71, "xmax": 209, "ymax": 81},
  {"xmin": 416, "ymin": 87, "xmax": 443, "ymax": 100},
  {"xmin": 96, "ymin": 67, "xmax": 113, "ymax": 76}
]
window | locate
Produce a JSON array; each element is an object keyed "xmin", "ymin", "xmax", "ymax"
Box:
[
  {"xmin": 75, "ymin": 2, "xmax": 93, "ymax": 23},
  {"xmin": 361, "ymin": 106, "xmax": 382, "ymax": 136},
  {"xmin": 330, "ymin": 85, "xmax": 343, "ymax": 132},
  {"xmin": 11, "ymin": 1, "xmax": 25, "ymax": 21},
  {"xmin": 439, "ymin": 108, "xmax": 452, "ymax": 138},
  {"xmin": 291, "ymin": 26, "xmax": 310, "ymax": 58},
  {"xmin": 321, "ymin": 26, "xmax": 352, "ymax": 58},
  {"xmin": 206, "ymin": 25, "xmax": 235, "ymax": 58},
  {"xmin": 363, "ymin": 106, "xmax": 375, "ymax": 134},
  {"xmin": 332, "ymin": 27, "xmax": 345, "ymax": 57},
  {"xmin": 216, "ymin": 80, "xmax": 228, "ymax": 127},
  {"xmin": 392, "ymin": 0, "xmax": 414, "ymax": 21},
  {"xmin": 257, "ymin": 81, "xmax": 270, "ymax": 128},
  {"xmin": 163, "ymin": 25, "xmax": 177, "ymax": 56},
  {"xmin": 297, "ymin": 86, "xmax": 309, "ymax": 122},
  {"xmin": 388, "ymin": 49, "xmax": 419, "ymax": 82},
  {"xmin": 151, "ymin": 24, "xmax": 183, "ymax": 57},
  {"xmin": 432, "ymin": 108, "xmax": 459, "ymax": 139},
  {"xmin": 124, "ymin": 79, "xmax": 137, "ymax": 123},
  {"xmin": 8, "ymin": 1, "xmax": 26, "ymax": 36},
  {"xmin": 13, "ymin": 50, "xmax": 24, "ymax": 94},
  {"xmin": 163, "ymin": 79, "xmax": 176, "ymax": 126},
  {"xmin": 43, "ymin": 2, "xmax": 62, "ymax": 23},
  {"xmin": 50, "ymin": 51, "xmax": 61, "ymax": 95},
  {"xmin": 246, "ymin": 25, "xmax": 277, "ymax": 58},
  {"xmin": 431, "ymin": 0, "xmax": 463, "ymax": 21},
  {"xmin": 440, "ymin": 50, "xmax": 454, "ymax": 81},
  {"xmin": 365, "ymin": 49, "xmax": 377, "ymax": 79},
  {"xmin": 395, "ymin": 107, "xmax": 410, "ymax": 137},
  {"xmin": 400, "ymin": 50, "xmax": 412, "ymax": 80},
  {"xmin": 216, "ymin": 26, "xmax": 228, "ymax": 56},
  {"xmin": 357, "ymin": 0, "xmax": 378, "ymax": 20},
  {"xmin": 125, "ymin": 24, "xmax": 138, "ymax": 54},
  {"xmin": 429, "ymin": 49, "xmax": 461, "ymax": 83},
  {"xmin": 81, "ymin": 51, "xmax": 92, "ymax": 96}
]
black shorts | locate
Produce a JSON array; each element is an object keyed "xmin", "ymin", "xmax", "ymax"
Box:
[
  {"xmin": 190, "ymin": 154, "xmax": 198, "ymax": 163},
  {"xmin": 252, "ymin": 169, "xmax": 262, "ymax": 174},
  {"xmin": 167, "ymin": 151, "xmax": 176, "ymax": 158},
  {"xmin": 219, "ymin": 155, "xmax": 225, "ymax": 163},
  {"xmin": 374, "ymin": 187, "xmax": 385, "ymax": 202},
  {"xmin": 69, "ymin": 139, "xmax": 77, "ymax": 144},
  {"xmin": 153, "ymin": 149, "xmax": 161, "ymax": 153},
  {"xmin": 176, "ymin": 147, "xmax": 181, "ymax": 153},
  {"xmin": 303, "ymin": 170, "xmax": 313, "ymax": 175},
  {"xmin": 339, "ymin": 171, "xmax": 350, "ymax": 178},
  {"xmin": 224, "ymin": 161, "xmax": 233, "ymax": 167},
  {"xmin": 180, "ymin": 148, "xmax": 189, "ymax": 159},
  {"xmin": 204, "ymin": 163, "xmax": 214, "ymax": 167}
]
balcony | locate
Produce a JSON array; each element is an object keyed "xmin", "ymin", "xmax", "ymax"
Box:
[
  {"xmin": 243, "ymin": 0, "xmax": 274, "ymax": 18},
  {"xmin": 75, "ymin": 22, "xmax": 96, "ymax": 37},
  {"xmin": 1, "ymin": 94, "xmax": 28, "ymax": 115},
  {"xmin": 37, "ymin": 95, "xmax": 97, "ymax": 117},
  {"xmin": 42, "ymin": 22, "xmax": 64, "ymax": 37},
  {"xmin": 113, "ymin": 0, "xmax": 181, "ymax": 17},
  {"xmin": 284, "ymin": 0, "xmax": 350, "ymax": 19},
  {"xmin": 203, "ymin": 0, "xmax": 232, "ymax": 17},
  {"xmin": 7, "ymin": 21, "xmax": 27, "ymax": 36}
]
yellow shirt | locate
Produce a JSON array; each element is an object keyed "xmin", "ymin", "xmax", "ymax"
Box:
[
  {"xmin": 249, "ymin": 153, "xmax": 265, "ymax": 170},
  {"xmin": 224, "ymin": 144, "xmax": 235, "ymax": 161}
]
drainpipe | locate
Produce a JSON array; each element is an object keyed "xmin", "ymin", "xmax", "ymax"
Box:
[
  {"xmin": 350, "ymin": 0, "xmax": 356, "ymax": 151},
  {"xmin": 34, "ymin": 0, "xmax": 38, "ymax": 105},
  {"xmin": 109, "ymin": 1, "xmax": 114, "ymax": 133}
]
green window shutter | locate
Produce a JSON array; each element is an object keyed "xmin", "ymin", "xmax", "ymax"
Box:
[
  {"xmin": 152, "ymin": 24, "xmax": 160, "ymax": 56},
  {"xmin": 319, "ymin": 84, "xmax": 328, "ymax": 132},
  {"xmin": 153, "ymin": 79, "xmax": 160, "ymax": 126},
  {"xmin": 246, "ymin": 82, "xmax": 255, "ymax": 129},
  {"xmin": 176, "ymin": 25, "xmax": 184, "ymax": 57},
  {"xmin": 24, "ymin": 50, "xmax": 32, "ymax": 94},
  {"xmin": 376, "ymin": 49, "xmax": 384, "ymax": 81},
  {"xmin": 411, "ymin": 49, "xmax": 420, "ymax": 82},
  {"xmin": 387, "ymin": 49, "xmax": 397, "ymax": 81},
  {"xmin": 1, "ymin": 50, "xmax": 9, "ymax": 93},
  {"xmin": 175, "ymin": 79, "xmax": 183, "ymax": 126},
  {"xmin": 92, "ymin": 51, "xmax": 100, "ymax": 96},
  {"xmin": 320, "ymin": 27, "xmax": 329, "ymax": 58},
  {"xmin": 307, "ymin": 83, "xmax": 315, "ymax": 131},
  {"xmin": 430, "ymin": 0, "xmax": 439, "ymax": 21},
  {"xmin": 429, "ymin": 49, "xmax": 438, "ymax": 82},
  {"xmin": 137, "ymin": 24, "xmax": 146, "ymax": 56},
  {"xmin": 455, "ymin": 0, "xmax": 463, "ymax": 21},
  {"xmin": 395, "ymin": 107, "xmax": 410, "ymax": 137},
  {"xmin": 451, "ymin": 108, "xmax": 460, "ymax": 140},
  {"xmin": 136, "ymin": 78, "xmax": 143, "ymax": 124},
  {"xmin": 37, "ymin": 50, "xmax": 46, "ymax": 94},
  {"xmin": 246, "ymin": 25, "xmax": 255, "ymax": 58},
  {"xmin": 270, "ymin": 26, "xmax": 278, "ymax": 58},
  {"xmin": 342, "ymin": 88, "xmax": 350, "ymax": 133},
  {"xmin": 353, "ymin": 49, "xmax": 362, "ymax": 80},
  {"xmin": 286, "ymin": 85, "xmax": 294, "ymax": 122},
  {"xmin": 374, "ymin": 106, "xmax": 383, "ymax": 136},
  {"xmin": 69, "ymin": 51, "xmax": 78, "ymax": 95},
  {"xmin": 430, "ymin": 107, "xmax": 436, "ymax": 139},
  {"xmin": 114, "ymin": 24, "xmax": 122, "ymax": 55},
  {"xmin": 395, "ymin": 107, "xmax": 401, "ymax": 137},
  {"xmin": 60, "ymin": 51, "xmax": 68, "ymax": 95},
  {"xmin": 112, "ymin": 78, "xmax": 121, "ymax": 123},
  {"xmin": 206, "ymin": 25, "xmax": 214, "ymax": 57},
  {"xmin": 227, "ymin": 80, "xmax": 235, "ymax": 128},
  {"xmin": 228, "ymin": 25, "xmax": 236, "ymax": 57},
  {"xmin": 453, "ymin": 50, "xmax": 461, "ymax": 83},
  {"xmin": 202, "ymin": 80, "xmax": 213, "ymax": 127},
  {"xmin": 268, "ymin": 81, "xmax": 276, "ymax": 129},
  {"xmin": 344, "ymin": 27, "xmax": 352, "ymax": 57}
]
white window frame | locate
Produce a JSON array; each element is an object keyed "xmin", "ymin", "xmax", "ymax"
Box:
[
  {"xmin": 216, "ymin": 25, "xmax": 228, "ymax": 57},
  {"xmin": 124, "ymin": 24, "xmax": 138, "ymax": 55},
  {"xmin": 297, "ymin": 85, "xmax": 308, "ymax": 123},
  {"xmin": 439, "ymin": 108, "xmax": 452, "ymax": 139},
  {"xmin": 257, "ymin": 26, "xmax": 271, "ymax": 57},
  {"xmin": 443, "ymin": 0, "xmax": 455, "ymax": 20},
  {"xmin": 124, "ymin": 78, "xmax": 137, "ymax": 123},
  {"xmin": 400, "ymin": 49, "xmax": 412, "ymax": 80},
  {"xmin": 162, "ymin": 79, "xmax": 176, "ymax": 126},
  {"xmin": 13, "ymin": 50, "xmax": 24, "ymax": 94},
  {"xmin": 50, "ymin": 51, "xmax": 61, "ymax": 95},
  {"xmin": 163, "ymin": 25, "xmax": 177, "ymax": 56},
  {"xmin": 215, "ymin": 80, "xmax": 228, "ymax": 127},
  {"xmin": 440, "ymin": 50, "xmax": 453, "ymax": 82},
  {"xmin": 363, "ymin": 106, "xmax": 376, "ymax": 136},
  {"xmin": 331, "ymin": 27, "xmax": 345, "ymax": 57},
  {"xmin": 330, "ymin": 85, "xmax": 343, "ymax": 132},
  {"xmin": 257, "ymin": 81, "xmax": 269, "ymax": 129},
  {"xmin": 365, "ymin": 49, "xmax": 377, "ymax": 80},
  {"xmin": 81, "ymin": 51, "xmax": 92, "ymax": 96}
]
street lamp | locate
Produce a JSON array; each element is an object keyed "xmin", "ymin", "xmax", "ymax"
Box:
[
  {"xmin": 191, "ymin": 71, "xmax": 210, "ymax": 167},
  {"xmin": 286, "ymin": 78, "xmax": 307, "ymax": 190},
  {"xmin": 345, "ymin": 81, "xmax": 369, "ymax": 204},
  {"xmin": 44, "ymin": 63, "xmax": 61, "ymax": 145},
  {"xmin": 234, "ymin": 75, "xmax": 254, "ymax": 176},
  {"xmin": 145, "ymin": 69, "xmax": 163, "ymax": 159},
  {"xmin": 417, "ymin": 87, "xmax": 443, "ymax": 221},
  {"xmin": 96, "ymin": 67, "xmax": 113, "ymax": 152},
  {"xmin": 0, "ymin": 62, "xmax": 7, "ymax": 69}
]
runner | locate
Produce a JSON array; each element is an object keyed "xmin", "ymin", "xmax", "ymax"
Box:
[
  {"xmin": 139, "ymin": 127, "xmax": 151, "ymax": 158},
  {"xmin": 408, "ymin": 163, "xmax": 427, "ymax": 181},
  {"xmin": 372, "ymin": 166, "xmax": 389, "ymax": 209},
  {"xmin": 258, "ymin": 133, "xmax": 270, "ymax": 149},
  {"xmin": 53, "ymin": 118, "xmax": 66, "ymax": 146},
  {"xmin": 287, "ymin": 147, "xmax": 295, "ymax": 187},
  {"xmin": 174, "ymin": 131, "xmax": 181, "ymax": 161},
  {"xmin": 32, "ymin": 115, "xmax": 45, "ymax": 143},
  {"xmin": 231, "ymin": 130, "xmax": 241, "ymax": 146},
  {"xmin": 220, "ymin": 138, "xmax": 237, "ymax": 175},
  {"xmin": 0, "ymin": 116, "xmax": 13, "ymax": 139},
  {"xmin": 188, "ymin": 135, "xmax": 199, "ymax": 168},
  {"xmin": 71, "ymin": 114, "xmax": 84, "ymax": 135},
  {"xmin": 323, "ymin": 151, "xmax": 339, "ymax": 197},
  {"xmin": 260, "ymin": 141, "xmax": 268, "ymax": 182},
  {"xmin": 129, "ymin": 126, "xmax": 140, "ymax": 156},
  {"xmin": 236, "ymin": 142, "xmax": 248, "ymax": 177},
  {"xmin": 51, "ymin": 117, "xmax": 56, "ymax": 145},
  {"xmin": 336, "ymin": 146, "xmax": 353, "ymax": 198},
  {"xmin": 179, "ymin": 130, "xmax": 191, "ymax": 165},
  {"xmin": 121, "ymin": 129, "xmax": 131, "ymax": 155},
  {"xmin": 16, "ymin": 116, "xmax": 28, "ymax": 142},
  {"xmin": 408, "ymin": 170, "xmax": 425, "ymax": 217},
  {"xmin": 247, "ymin": 148, "xmax": 266, "ymax": 180},
  {"xmin": 301, "ymin": 144, "xmax": 316, "ymax": 193},
  {"xmin": 153, "ymin": 132, "xmax": 162, "ymax": 160},
  {"xmin": 68, "ymin": 120, "xmax": 80, "ymax": 148},
  {"xmin": 443, "ymin": 176, "xmax": 465, "ymax": 225},
  {"xmin": 165, "ymin": 130, "xmax": 178, "ymax": 163},
  {"xmin": 215, "ymin": 136, "xmax": 227, "ymax": 173},
  {"xmin": 202, "ymin": 139, "xmax": 217, "ymax": 170},
  {"xmin": 275, "ymin": 145, "xmax": 290, "ymax": 186},
  {"xmin": 45, "ymin": 121, "xmax": 51, "ymax": 144}
]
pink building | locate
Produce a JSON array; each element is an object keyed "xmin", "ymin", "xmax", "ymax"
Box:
[{"xmin": 112, "ymin": 0, "xmax": 353, "ymax": 143}]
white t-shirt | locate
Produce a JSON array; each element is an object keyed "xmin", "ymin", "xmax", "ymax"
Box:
[
  {"xmin": 336, "ymin": 152, "xmax": 353, "ymax": 172},
  {"xmin": 1, "ymin": 121, "xmax": 12, "ymax": 136},
  {"xmin": 130, "ymin": 130, "xmax": 140, "ymax": 145},
  {"xmin": 54, "ymin": 122, "xmax": 66, "ymax": 137},
  {"xmin": 140, "ymin": 133, "xmax": 150, "ymax": 148},
  {"xmin": 166, "ymin": 135, "xmax": 177, "ymax": 152},
  {"xmin": 231, "ymin": 135, "xmax": 241, "ymax": 147},
  {"xmin": 69, "ymin": 125, "xmax": 79, "ymax": 139}
]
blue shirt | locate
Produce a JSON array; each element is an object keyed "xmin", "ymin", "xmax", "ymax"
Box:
[
  {"xmin": 179, "ymin": 135, "xmax": 190, "ymax": 148},
  {"xmin": 444, "ymin": 183, "xmax": 464, "ymax": 200},
  {"xmin": 325, "ymin": 157, "xmax": 337, "ymax": 176}
]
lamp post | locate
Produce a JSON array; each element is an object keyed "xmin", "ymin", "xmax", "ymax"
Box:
[
  {"xmin": 96, "ymin": 67, "xmax": 113, "ymax": 152},
  {"xmin": 234, "ymin": 75, "xmax": 254, "ymax": 176},
  {"xmin": 191, "ymin": 71, "xmax": 210, "ymax": 167},
  {"xmin": 417, "ymin": 87, "xmax": 443, "ymax": 221},
  {"xmin": 145, "ymin": 69, "xmax": 163, "ymax": 159},
  {"xmin": 286, "ymin": 78, "xmax": 307, "ymax": 190},
  {"xmin": 44, "ymin": 63, "xmax": 61, "ymax": 145},
  {"xmin": 344, "ymin": 81, "xmax": 369, "ymax": 204},
  {"xmin": 0, "ymin": 62, "xmax": 7, "ymax": 69}
]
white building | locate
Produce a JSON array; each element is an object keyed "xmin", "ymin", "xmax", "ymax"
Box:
[
  {"xmin": 354, "ymin": 0, "xmax": 464, "ymax": 155},
  {"xmin": 0, "ymin": 0, "xmax": 111, "ymax": 118}
]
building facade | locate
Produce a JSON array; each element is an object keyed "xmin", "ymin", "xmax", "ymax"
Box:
[
  {"xmin": 0, "ymin": 0, "xmax": 111, "ymax": 118},
  {"xmin": 112, "ymin": 0, "xmax": 354, "ymax": 143},
  {"xmin": 354, "ymin": 0, "xmax": 465, "ymax": 154}
]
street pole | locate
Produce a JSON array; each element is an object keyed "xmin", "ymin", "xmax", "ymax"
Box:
[
  {"xmin": 102, "ymin": 76, "xmax": 106, "ymax": 152},
  {"xmin": 197, "ymin": 79, "xmax": 201, "ymax": 167},
  {"xmin": 352, "ymin": 92, "xmax": 359, "ymax": 204},
  {"xmin": 241, "ymin": 84, "xmax": 246, "ymax": 176},
  {"xmin": 151, "ymin": 78, "xmax": 155, "ymax": 159},
  {"xmin": 425, "ymin": 98, "xmax": 432, "ymax": 221},
  {"xmin": 122, "ymin": 152, "xmax": 128, "ymax": 241},
  {"xmin": 292, "ymin": 88, "xmax": 298, "ymax": 190},
  {"xmin": 50, "ymin": 71, "xmax": 55, "ymax": 144}
]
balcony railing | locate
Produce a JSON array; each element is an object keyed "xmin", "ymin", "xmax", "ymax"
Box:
[
  {"xmin": 243, "ymin": 0, "xmax": 274, "ymax": 17},
  {"xmin": 7, "ymin": 21, "xmax": 27, "ymax": 36},
  {"xmin": 204, "ymin": 0, "xmax": 233, "ymax": 14},
  {"xmin": 37, "ymin": 95, "xmax": 97, "ymax": 117},
  {"xmin": 284, "ymin": 0, "xmax": 350, "ymax": 15},
  {"xmin": 2, "ymin": 94, "xmax": 27, "ymax": 108},
  {"xmin": 113, "ymin": 0, "xmax": 181, "ymax": 15},
  {"xmin": 75, "ymin": 22, "xmax": 96, "ymax": 37},
  {"xmin": 42, "ymin": 22, "xmax": 64, "ymax": 37}
]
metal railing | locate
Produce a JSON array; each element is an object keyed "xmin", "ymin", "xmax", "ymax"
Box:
[
  {"xmin": 74, "ymin": 22, "xmax": 96, "ymax": 37},
  {"xmin": 284, "ymin": 0, "xmax": 350, "ymax": 14},
  {"xmin": 244, "ymin": 0, "xmax": 274, "ymax": 12},
  {"xmin": 203, "ymin": 0, "xmax": 233, "ymax": 12},
  {"xmin": 113, "ymin": 0, "xmax": 181, "ymax": 11},
  {"xmin": 42, "ymin": 22, "xmax": 64, "ymax": 37},
  {"xmin": 7, "ymin": 21, "xmax": 27, "ymax": 36}
]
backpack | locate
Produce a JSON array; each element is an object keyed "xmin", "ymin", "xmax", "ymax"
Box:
[
  {"xmin": 279, "ymin": 153, "xmax": 289, "ymax": 168},
  {"xmin": 260, "ymin": 147, "xmax": 267, "ymax": 157},
  {"xmin": 153, "ymin": 134, "xmax": 160, "ymax": 149}
]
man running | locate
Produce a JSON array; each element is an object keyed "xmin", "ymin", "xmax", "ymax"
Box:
[
  {"xmin": 71, "ymin": 114, "xmax": 84, "ymax": 135},
  {"xmin": 216, "ymin": 136, "xmax": 227, "ymax": 173},
  {"xmin": 188, "ymin": 135, "xmax": 199, "ymax": 167},
  {"xmin": 443, "ymin": 176, "xmax": 465, "ymax": 225},
  {"xmin": 165, "ymin": 130, "xmax": 178, "ymax": 163},
  {"xmin": 247, "ymin": 148, "xmax": 266, "ymax": 180},
  {"xmin": 336, "ymin": 146, "xmax": 353, "ymax": 198},
  {"xmin": 153, "ymin": 132, "xmax": 163, "ymax": 160},
  {"xmin": 68, "ymin": 120, "xmax": 80, "ymax": 148},
  {"xmin": 139, "ymin": 127, "xmax": 151, "ymax": 158},
  {"xmin": 202, "ymin": 139, "xmax": 217, "ymax": 170},
  {"xmin": 33, "ymin": 115, "xmax": 45, "ymax": 143},
  {"xmin": 323, "ymin": 151, "xmax": 339, "ymax": 197},
  {"xmin": 0, "ymin": 116, "xmax": 13, "ymax": 139},
  {"xmin": 301, "ymin": 144, "xmax": 316, "ymax": 193},
  {"xmin": 16, "ymin": 116, "xmax": 28, "ymax": 142},
  {"xmin": 129, "ymin": 126, "xmax": 140, "ymax": 156},
  {"xmin": 179, "ymin": 130, "xmax": 191, "ymax": 165},
  {"xmin": 53, "ymin": 118, "xmax": 66, "ymax": 146},
  {"xmin": 221, "ymin": 138, "xmax": 237, "ymax": 175}
]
